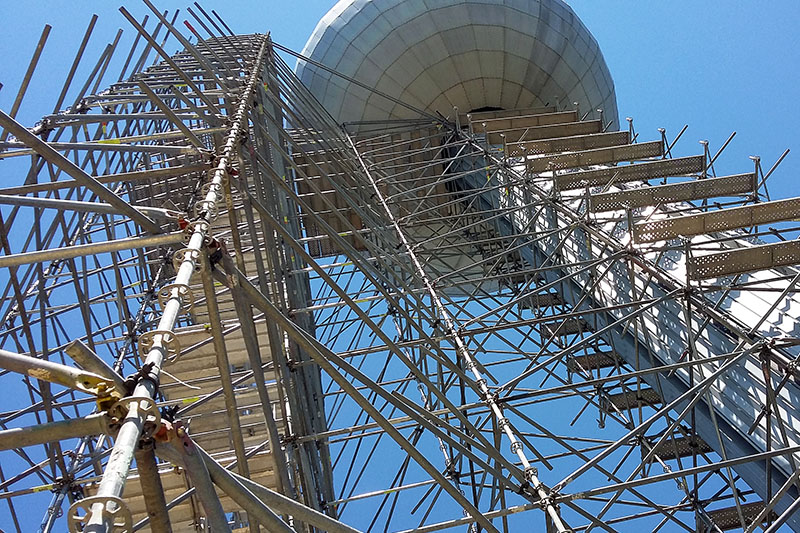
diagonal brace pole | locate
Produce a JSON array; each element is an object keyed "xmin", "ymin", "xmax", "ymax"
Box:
[{"xmin": 0, "ymin": 110, "xmax": 161, "ymax": 234}]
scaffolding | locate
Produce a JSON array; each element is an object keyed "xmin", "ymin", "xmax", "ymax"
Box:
[{"xmin": 0, "ymin": 2, "xmax": 799, "ymax": 532}]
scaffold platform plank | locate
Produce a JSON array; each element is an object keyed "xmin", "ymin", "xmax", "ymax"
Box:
[
  {"xmin": 507, "ymin": 130, "xmax": 630, "ymax": 157},
  {"xmin": 606, "ymin": 388, "xmax": 661, "ymax": 411},
  {"xmin": 525, "ymin": 140, "xmax": 663, "ymax": 173},
  {"xmin": 699, "ymin": 501, "xmax": 772, "ymax": 532},
  {"xmin": 540, "ymin": 318, "xmax": 591, "ymax": 337},
  {"xmin": 487, "ymin": 119, "xmax": 602, "ymax": 144},
  {"xmin": 590, "ymin": 173, "xmax": 756, "ymax": 212},
  {"xmin": 688, "ymin": 240, "xmax": 800, "ymax": 280},
  {"xmin": 463, "ymin": 105, "xmax": 557, "ymax": 123},
  {"xmin": 554, "ymin": 155, "xmax": 705, "ymax": 190},
  {"xmin": 471, "ymin": 110, "xmax": 578, "ymax": 133},
  {"xmin": 519, "ymin": 291, "xmax": 562, "ymax": 310},
  {"xmin": 647, "ymin": 436, "xmax": 712, "ymax": 461},
  {"xmin": 566, "ymin": 351, "xmax": 619, "ymax": 373},
  {"xmin": 634, "ymin": 196, "xmax": 800, "ymax": 243}
]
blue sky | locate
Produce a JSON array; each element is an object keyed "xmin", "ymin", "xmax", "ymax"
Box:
[
  {"xmin": 1, "ymin": 1, "xmax": 798, "ymax": 199},
  {"xmin": 0, "ymin": 1, "xmax": 799, "ymax": 531}
]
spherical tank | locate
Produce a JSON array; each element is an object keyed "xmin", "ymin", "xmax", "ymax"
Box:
[{"xmin": 296, "ymin": 0, "xmax": 619, "ymax": 127}]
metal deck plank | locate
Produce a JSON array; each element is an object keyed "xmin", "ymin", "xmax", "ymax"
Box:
[
  {"xmin": 635, "ymin": 196, "xmax": 800, "ymax": 243},
  {"xmin": 462, "ymin": 105, "xmax": 557, "ymax": 123},
  {"xmin": 507, "ymin": 130, "xmax": 630, "ymax": 157},
  {"xmin": 487, "ymin": 119, "xmax": 602, "ymax": 144},
  {"xmin": 526, "ymin": 140, "xmax": 663, "ymax": 173},
  {"xmin": 689, "ymin": 240, "xmax": 800, "ymax": 280},
  {"xmin": 590, "ymin": 173, "xmax": 756, "ymax": 212},
  {"xmin": 471, "ymin": 110, "xmax": 578, "ymax": 133},
  {"xmin": 554, "ymin": 155, "xmax": 705, "ymax": 190}
]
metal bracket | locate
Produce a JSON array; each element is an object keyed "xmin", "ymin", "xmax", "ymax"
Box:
[
  {"xmin": 181, "ymin": 219, "xmax": 210, "ymax": 243},
  {"xmin": 193, "ymin": 198, "xmax": 219, "ymax": 220},
  {"xmin": 172, "ymin": 247, "xmax": 203, "ymax": 273},
  {"xmin": 157, "ymin": 282, "xmax": 194, "ymax": 314},
  {"xmin": 200, "ymin": 180, "xmax": 223, "ymax": 198},
  {"xmin": 138, "ymin": 329, "xmax": 181, "ymax": 360},
  {"xmin": 68, "ymin": 495, "xmax": 133, "ymax": 533},
  {"xmin": 109, "ymin": 396, "xmax": 162, "ymax": 438}
]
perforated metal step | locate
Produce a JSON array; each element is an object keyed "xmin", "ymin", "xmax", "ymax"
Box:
[
  {"xmin": 519, "ymin": 291, "xmax": 562, "ymax": 310},
  {"xmin": 634, "ymin": 196, "xmax": 800, "ymax": 243},
  {"xmin": 698, "ymin": 501, "xmax": 773, "ymax": 532},
  {"xmin": 540, "ymin": 318, "xmax": 592, "ymax": 337},
  {"xmin": 463, "ymin": 105, "xmax": 557, "ymax": 123},
  {"xmin": 566, "ymin": 351, "xmax": 619, "ymax": 373},
  {"xmin": 526, "ymin": 140, "xmax": 662, "ymax": 173},
  {"xmin": 689, "ymin": 240, "xmax": 800, "ymax": 280},
  {"xmin": 590, "ymin": 173, "xmax": 756, "ymax": 212},
  {"xmin": 471, "ymin": 110, "xmax": 578, "ymax": 133},
  {"xmin": 507, "ymin": 131, "xmax": 630, "ymax": 158},
  {"xmin": 554, "ymin": 155, "xmax": 704, "ymax": 190},
  {"xmin": 646, "ymin": 435, "xmax": 712, "ymax": 461},
  {"xmin": 605, "ymin": 388, "xmax": 661, "ymax": 412},
  {"xmin": 487, "ymin": 120, "xmax": 602, "ymax": 144}
]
